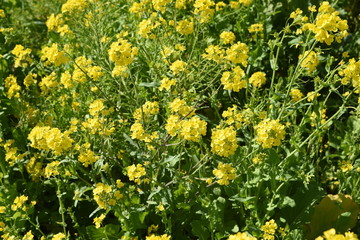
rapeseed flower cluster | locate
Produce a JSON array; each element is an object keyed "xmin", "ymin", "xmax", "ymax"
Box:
[
  {"xmin": 159, "ymin": 77, "xmax": 176, "ymax": 91},
  {"xmin": 44, "ymin": 161, "xmax": 61, "ymax": 178},
  {"xmin": 73, "ymin": 56, "xmax": 104, "ymax": 83},
  {"xmin": 52, "ymin": 233, "xmax": 66, "ymax": 240},
  {"xmin": 226, "ymin": 42, "xmax": 249, "ymax": 66},
  {"xmin": 211, "ymin": 126, "xmax": 238, "ymax": 157},
  {"xmin": 315, "ymin": 228, "xmax": 358, "ymax": 240},
  {"xmin": 133, "ymin": 101, "xmax": 160, "ymax": 122},
  {"xmin": 3, "ymin": 140, "xmax": 25, "ymax": 166},
  {"xmin": 11, "ymin": 44, "xmax": 32, "ymax": 68},
  {"xmin": 165, "ymin": 98, "xmax": 207, "ymax": 142},
  {"xmin": 46, "ymin": 14, "xmax": 72, "ymax": 36},
  {"xmin": 81, "ymin": 116, "xmax": 115, "ymax": 136},
  {"xmin": 176, "ymin": 19, "xmax": 194, "ymax": 35},
  {"xmin": 248, "ymin": 23, "xmax": 263, "ymax": 34},
  {"xmin": 93, "ymin": 214, "xmax": 106, "ymax": 229},
  {"xmin": 93, "ymin": 182, "xmax": 123, "ymax": 209},
  {"xmin": 41, "ymin": 43, "xmax": 70, "ymax": 66},
  {"xmin": 213, "ymin": 162, "xmax": 236, "ymax": 185},
  {"xmin": 299, "ymin": 51, "xmax": 319, "ymax": 73},
  {"xmin": 339, "ymin": 58, "xmax": 360, "ymax": 91},
  {"xmin": 193, "ymin": 0, "xmax": 215, "ymax": 23},
  {"xmin": 108, "ymin": 37, "xmax": 138, "ymax": 77},
  {"xmin": 11, "ymin": 195, "xmax": 31, "ymax": 212},
  {"xmin": 26, "ymin": 157, "xmax": 43, "ymax": 180},
  {"xmin": 78, "ymin": 149, "xmax": 99, "ymax": 167},
  {"xmin": 290, "ymin": 88, "xmax": 304, "ymax": 102},
  {"xmin": 4, "ymin": 75, "xmax": 21, "ymax": 99},
  {"xmin": 131, "ymin": 101, "xmax": 159, "ymax": 143},
  {"xmin": 170, "ymin": 60, "xmax": 188, "ymax": 75},
  {"xmin": 152, "ymin": 0, "xmax": 172, "ymax": 13},
  {"xmin": 227, "ymin": 232, "xmax": 256, "ymax": 240},
  {"xmin": 178, "ymin": 116, "xmax": 207, "ymax": 142},
  {"xmin": 61, "ymin": 0, "xmax": 88, "ymax": 13},
  {"xmin": 261, "ymin": 219, "xmax": 278, "ymax": 240},
  {"xmin": 146, "ymin": 234, "xmax": 171, "ymax": 240},
  {"xmin": 220, "ymin": 31, "xmax": 236, "ymax": 45},
  {"xmin": 202, "ymin": 45, "xmax": 225, "ymax": 64},
  {"xmin": 127, "ymin": 164, "xmax": 147, "ymax": 184},
  {"xmin": 249, "ymin": 71, "xmax": 266, "ymax": 88},
  {"xmin": 220, "ymin": 66, "xmax": 246, "ymax": 92},
  {"xmin": 221, "ymin": 105, "xmax": 255, "ymax": 128},
  {"xmin": 254, "ymin": 119, "xmax": 286, "ymax": 148},
  {"xmin": 28, "ymin": 126, "xmax": 73, "ymax": 155},
  {"xmin": 138, "ymin": 13, "xmax": 161, "ymax": 39},
  {"xmin": 302, "ymin": 1, "xmax": 348, "ymax": 45}
]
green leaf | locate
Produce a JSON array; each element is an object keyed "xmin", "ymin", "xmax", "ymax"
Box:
[
  {"xmin": 191, "ymin": 220, "xmax": 210, "ymax": 240},
  {"xmin": 162, "ymin": 154, "xmax": 181, "ymax": 167}
]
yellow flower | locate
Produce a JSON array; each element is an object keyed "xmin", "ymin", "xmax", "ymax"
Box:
[
  {"xmin": 301, "ymin": 2, "xmax": 348, "ymax": 45},
  {"xmin": 339, "ymin": 58, "xmax": 360, "ymax": 89},
  {"xmin": 93, "ymin": 183, "xmax": 121, "ymax": 209},
  {"xmin": 194, "ymin": 0, "xmax": 215, "ymax": 23},
  {"xmin": 152, "ymin": 0, "xmax": 172, "ymax": 13},
  {"xmin": 340, "ymin": 160, "xmax": 353, "ymax": 173},
  {"xmin": 127, "ymin": 164, "xmax": 146, "ymax": 184},
  {"xmin": 89, "ymin": 99, "xmax": 105, "ymax": 116},
  {"xmin": 248, "ymin": 23, "xmax": 263, "ymax": 34},
  {"xmin": 52, "ymin": 233, "xmax": 66, "ymax": 240},
  {"xmin": 226, "ymin": 42, "xmax": 249, "ymax": 66},
  {"xmin": 178, "ymin": 116, "xmax": 207, "ymax": 142},
  {"xmin": 0, "ymin": 9, "xmax": 5, "ymax": 18},
  {"xmin": 176, "ymin": 19, "xmax": 194, "ymax": 35},
  {"xmin": 290, "ymin": 88, "xmax": 304, "ymax": 102},
  {"xmin": 261, "ymin": 219, "xmax": 278, "ymax": 240},
  {"xmin": 61, "ymin": 0, "xmax": 87, "ymax": 13},
  {"xmin": 28, "ymin": 126, "xmax": 73, "ymax": 155},
  {"xmin": 159, "ymin": 77, "xmax": 176, "ymax": 91},
  {"xmin": 315, "ymin": 228, "xmax": 359, "ymax": 240},
  {"xmin": 11, "ymin": 44, "xmax": 32, "ymax": 68},
  {"xmin": 239, "ymin": 0, "xmax": 252, "ymax": 6},
  {"xmin": 169, "ymin": 98, "xmax": 195, "ymax": 117},
  {"xmin": 41, "ymin": 43, "xmax": 70, "ymax": 66},
  {"xmin": 220, "ymin": 66, "xmax": 246, "ymax": 92},
  {"xmin": 170, "ymin": 60, "xmax": 188, "ymax": 75},
  {"xmin": 133, "ymin": 101, "xmax": 160, "ymax": 121},
  {"xmin": 227, "ymin": 232, "xmax": 256, "ymax": 240},
  {"xmin": 78, "ymin": 149, "xmax": 99, "ymax": 167},
  {"xmin": 44, "ymin": 161, "xmax": 61, "ymax": 178},
  {"xmin": 255, "ymin": 119, "xmax": 286, "ymax": 148},
  {"xmin": 93, "ymin": 214, "xmax": 106, "ymax": 228},
  {"xmin": 220, "ymin": 31, "xmax": 236, "ymax": 45},
  {"xmin": 4, "ymin": 75, "xmax": 21, "ymax": 99},
  {"xmin": 202, "ymin": 45, "xmax": 225, "ymax": 64},
  {"xmin": 11, "ymin": 195, "xmax": 28, "ymax": 211},
  {"xmin": 22, "ymin": 231, "xmax": 34, "ymax": 240},
  {"xmin": 215, "ymin": 2, "xmax": 226, "ymax": 11},
  {"xmin": 213, "ymin": 162, "xmax": 236, "ymax": 185},
  {"xmin": 146, "ymin": 234, "xmax": 171, "ymax": 240},
  {"xmin": 249, "ymin": 71, "xmax": 266, "ymax": 88},
  {"xmin": 211, "ymin": 126, "xmax": 238, "ymax": 157},
  {"xmin": 108, "ymin": 38, "xmax": 138, "ymax": 74},
  {"xmin": 165, "ymin": 115, "xmax": 181, "ymax": 136},
  {"xmin": 299, "ymin": 51, "xmax": 319, "ymax": 73}
]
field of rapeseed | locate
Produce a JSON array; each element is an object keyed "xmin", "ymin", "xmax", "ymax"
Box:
[{"xmin": 0, "ymin": 0, "xmax": 359, "ymax": 239}]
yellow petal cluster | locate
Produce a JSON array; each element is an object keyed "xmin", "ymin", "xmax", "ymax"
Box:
[
  {"xmin": 28, "ymin": 126, "xmax": 73, "ymax": 155},
  {"xmin": 213, "ymin": 162, "xmax": 236, "ymax": 185},
  {"xmin": 254, "ymin": 119, "xmax": 285, "ymax": 148},
  {"xmin": 211, "ymin": 126, "xmax": 238, "ymax": 157}
]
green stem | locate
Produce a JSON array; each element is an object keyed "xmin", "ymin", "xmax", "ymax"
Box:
[{"xmin": 56, "ymin": 180, "xmax": 67, "ymax": 235}]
